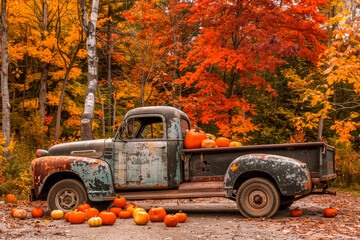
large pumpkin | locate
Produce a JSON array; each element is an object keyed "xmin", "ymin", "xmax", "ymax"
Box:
[
  {"xmin": 215, "ymin": 137, "xmax": 230, "ymax": 147},
  {"xmin": 99, "ymin": 212, "xmax": 117, "ymax": 225},
  {"xmin": 31, "ymin": 208, "xmax": 44, "ymax": 218},
  {"xmin": 13, "ymin": 210, "xmax": 27, "ymax": 219},
  {"xmin": 148, "ymin": 207, "xmax": 166, "ymax": 222},
  {"xmin": 69, "ymin": 211, "xmax": 86, "ymax": 224},
  {"xmin": 114, "ymin": 197, "xmax": 126, "ymax": 208},
  {"xmin": 5, "ymin": 194, "xmax": 16, "ymax": 203},
  {"xmin": 184, "ymin": 126, "xmax": 207, "ymax": 149},
  {"xmin": 133, "ymin": 211, "xmax": 150, "ymax": 225}
]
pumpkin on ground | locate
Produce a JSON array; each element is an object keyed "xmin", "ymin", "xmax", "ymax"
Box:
[
  {"xmin": 13, "ymin": 210, "xmax": 27, "ymax": 219},
  {"xmin": 85, "ymin": 208, "xmax": 100, "ymax": 219},
  {"xmin": 125, "ymin": 203, "xmax": 135, "ymax": 210},
  {"xmin": 164, "ymin": 214, "xmax": 179, "ymax": 227},
  {"xmin": 69, "ymin": 211, "xmax": 86, "ymax": 224},
  {"xmin": 31, "ymin": 208, "xmax": 44, "ymax": 218},
  {"xmin": 5, "ymin": 194, "xmax": 16, "ymax": 203},
  {"xmin": 175, "ymin": 211, "xmax": 187, "ymax": 223},
  {"xmin": 323, "ymin": 207, "xmax": 338, "ymax": 218},
  {"xmin": 133, "ymin": 211, "xmax": 150, "ymax": 225},
  {"xmin": 201, "ymin": 139, "xmax": 216, "ymax": 148},
  {"xmin": 10, "ymin": 209, "xmax": 18, "ymax": 217},
  {"xmin": 109, "ymin": 207, "xmax": 123, "ymax": 216},
  {"xmin": 51, "ymin": 210, "xmax": 64, "ymax": 219},
  {"xmin": 133, "ymin": 207, "xmax": 146, "ymax": 217},
  {"xmin": 215, "ymin": 137, "xmax": 230, "ymax": 147},
  {"xmin": 114, "ymin": 197, "xmax": 126, "ymax": 208},
  {"xmin": 229, "ymin": 141, "xmax": 242, "ymax": 147},
  {"xmin": 77, "ymin": 203, "xmax": 91, "ymax": 212},
  {"xmin": 148, "ymin": 207, "xmax": 166, "ymax": 222},
  {"xmin": 184, "ymin": 126, "xmax": 207, "ymax": 149},
  {"xmin": 290, "ymin": 208, "xmax": 303, "ymax": 217},
  {"xmin": 88, "ymin": 217, "xmax": 102, "ymax": 227},
  {"xmin": 98, "ymin": 212, "xmax": 117, "ymax": 225},
  {"xmin": 64, "ymin": 211, "xmax": 72, "ymax": 221},
  {"xmin": 119, "ymin": 211, "xmax": 132, "ymax": 219}
]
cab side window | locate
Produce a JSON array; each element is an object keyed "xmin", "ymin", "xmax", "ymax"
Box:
[{"xmin": 120, "ymin": 116, "xmax": 165, "ymax": 139}]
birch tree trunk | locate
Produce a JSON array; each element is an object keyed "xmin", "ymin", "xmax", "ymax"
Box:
[
  {"xmin": 1, "ymin": 0, "xmax": 11, "ymax": 160},
  {"xmin": 80, "ymin": 0, "xmax": 99, "ymax": 140}
]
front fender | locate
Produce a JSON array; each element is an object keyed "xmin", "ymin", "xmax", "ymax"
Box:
[
  {"xmin": 223, "ymin": 154, "xmax": 311, "ymax": 198},
  {"xmin": 32, "ymin": 156, "xmax": 115, "ymax": 201}
]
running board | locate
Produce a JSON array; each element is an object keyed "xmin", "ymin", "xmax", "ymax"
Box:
[{"xmin": 104, "ymin": 181, "xmax": 225, "ymax": 201}]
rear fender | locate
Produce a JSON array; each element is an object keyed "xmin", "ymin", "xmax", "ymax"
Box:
[
  {"xmin": 223, "ymin": 154, "xmax": 311, "ymax": 198},
  {"xmin": 32, "ymin": 156, "xmax": 115, "ymax": 201}
]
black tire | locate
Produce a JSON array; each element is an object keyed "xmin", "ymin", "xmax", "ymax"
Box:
[
  {"xmin": 47, "ymin": 179, "xmax": 87, "ymax": 212},
  {"xmin": 279, "ymin": 196, "xmax": 295, "ymax": 210},
  {"xmin": 236, "ymin": 178, "xmax": 280, "ymax": 218}
]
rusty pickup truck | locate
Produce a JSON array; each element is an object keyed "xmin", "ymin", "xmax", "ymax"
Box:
[{"xmin": 30, "ymin": 106, "xmax": 336, "ymax": 218}]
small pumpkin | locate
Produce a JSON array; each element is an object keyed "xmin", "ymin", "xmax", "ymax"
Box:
[
  {"xmin": 229, "ymin": 141, "xmax": 242, "ymax": 147},
  {"xmin": 64, "ymin": 211, "xmax": 73, "ymax": 221},
  {"xmin": 119, "ymin": 211, "xmax": 132, "ymax": 219},
  {"xmin": 148, "ymin": 207, "xmax": 166, "ymax": 222},
  {"xmin": 77, "ymin": 203, "xmax": 91, "ymax": 212},
  {"xmin": 109, "ymin": 207, "xmax": 123, "ymax": 216},
  {"xmin": 164, "ymin": 214, "xmax": 179, "ymax": 227},
  {"xmin": 175, "ymin": 211, "xmax": 187, "ymax": 223},
  {"xmin": 323, "ymin": 207, "xmax": 338, "ymax": 218},
  {"xmin": 125, "ymin": 203, "xmax": 135, "ymax": 210},
  {"xmin": 215, "ymin": 137, "xmax": 230, "ymax": 147},
  {"xmin": 31, "ymin": 208, "xmax": 44, "ymax": 218},
  {"xmin": 98, "ymin": 211, "xmax": 117, "ymax": 225},
  {"xmin": 206, "ymin": 133, "xmax": 216, "ymax": 141},
  {"xmin": 51, "ymin": 210, "xmax": 64, "ymax": 219},
  {"xmin": 10, "ymin": 208, "xmax": 18, "ymax": 217},
  {"xmin": 85, "ymin": 208, "xmax": 100, "ymax": 220},
  {"xmin": 133, "ymin": 211, "xmax": 150, "ymax": 225},
  {"xmin": 201, "ymin": 139, "xmax": 216, "ymax": 148},
  {"xmin": 5, "ymin": 194, "xmax": 16, "ymax": 203},
  {"xmin": 184, "ymin": 126, "xmax": 207, "ymax": 149},
  {"xmin": 69, "ymin": 211, "xmax": 86, "ymax": 224},
  {"xmin": 13, "ymin": 209, "xmax": 27, "ymax": 219},
  {"xmin": 133, "ymin": 207, "xmax": 146, "ymax": 217},
  {"xmin": 114, "ymin": 197, "xmax": 126, "ymax": 208},
  {"xmin": 88, "ymin": 217, "xmax": 102, "ymax": 227},
  {"xmin": 290, "ymin": 208, "xmax": 302, "ymax": 217}
]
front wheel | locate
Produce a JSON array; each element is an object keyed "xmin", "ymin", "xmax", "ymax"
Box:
[
  {"xmin": 236, "ymin": 178, "xmax": 280, "ymax": 218},
  {"xmin": 47, "ymin": 179, "xmax": 88, "ymax": 212}
]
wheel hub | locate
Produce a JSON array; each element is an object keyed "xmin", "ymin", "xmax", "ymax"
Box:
[
  {"xmin": 56, "ymin": 189, "xmax": 78, "ymax": 211},
  {"xmin": 248, "ymin": 190, "xmax": 268, "ymax": 209}
]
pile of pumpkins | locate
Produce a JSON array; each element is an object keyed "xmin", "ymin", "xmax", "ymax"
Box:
[
  {"xmin": 9, "ymin": 195, "xmax": 187, "ymax": 228},
  {"xmin": 184, "ymin": 126, "xmax": 241, "ymax": 149}
]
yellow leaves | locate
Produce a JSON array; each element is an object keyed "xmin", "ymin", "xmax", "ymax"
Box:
[{"xmin": 330, "ymin": 114, "xmax": 359, "ymax": 146}]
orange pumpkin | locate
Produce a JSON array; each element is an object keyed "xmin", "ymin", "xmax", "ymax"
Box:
[
  {"xmin": 133, "ymin": 207, "xmax": 146, "ymax": 217},
  {"xmin": 31, "ymin": 208, "xmax": 44, "ymax": 218},
  {"xmin": 125, "ymin": 203, "xmax": 135, "ymax": 210},
  {"xmin": 10, "ymin": 208, "xmax": 18, "ymax": 217},
  {"xmin": 175, "ymin": 211, "xmax": 187, "ymax": 223},
  {"xmin": 201, "ymin": 139, "xmax": 216, "ymax": 148},
  {"xmin": 184, "ymin": 126, "xmax": 207, "ymax": 149},
  {"xmin": 215, "ymin": 137, "xmax": 230, "ymax": 147},
  {"xmin": 5, "ymin": 194, "xmax": 16, "ymax": 203},
  {"xmin": 290, "ymin": 208, "xmax": 302, "ymax": 217},
  {"xmin": 69, "ymin": 211, "xmax": 86, "ymax": 224},
  {"xmin": 164, "ymin": 214, "xmax": 179, "ymax": 227},
  {"xmin": 51, "ymin": 210, "xmax": 64, "ymax": 219},
  {"xmin": 85, "ymin": 208, "xmax": 99, "ymax": 219},
  {"xmin": 133, "ymin": 211, "xmax": 150, "ymax": 225},
  {"xmin": 98, "ymin": 211, "xmax": 117, "ymax": 225},
  {"xmin": 126, "ymin": 206, "xmax": 135, "ymax": 216},
  {"xmin": 13, "ymin": 209, "xmax": 27, "ymax": 219},
  {"xmin": 323, "ymin": 207, "xmax": 338, "ymax": 218},
  {"xmin": 148, "ymin": 207, "xmax": 166, "ymax": 222},
  {"xmin": 206, "ymin": 133, "xmax": 216, "ymax": 141},
  {"xmin": 229, "ymin": 141, "xmax": 242, "ymax": 147},
  {"xmin": 77, "ymin": 203, "xmax": 91, "ymax": 212},
  {"xmin": 64, "ymin": 211, "xmax": 72, "ymax": 221},
  {"xmin": 114, "ymin": 197, "xmax": 126, "ymax": 208},
  {"xmin": 109, "ymin": 207, "xmax": 123, "ymax": 216},
  {"xmin": 119, "ymin": 211, "xmax": 132, "ymax": 219}
]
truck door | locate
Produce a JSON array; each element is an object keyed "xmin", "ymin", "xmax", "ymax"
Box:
[{"xmin": 113, "ymin": 115, "xmax": 168, "ymax": 189}]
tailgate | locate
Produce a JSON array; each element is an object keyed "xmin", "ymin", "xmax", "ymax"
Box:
[{"xmin": 320, "ymin": 145, "xmax": 336, "ymax": 181}]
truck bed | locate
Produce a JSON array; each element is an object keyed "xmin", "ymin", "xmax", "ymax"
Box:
[{"xmin": 182, "ymin": 142, "xmax": 336, "ymax": 183}]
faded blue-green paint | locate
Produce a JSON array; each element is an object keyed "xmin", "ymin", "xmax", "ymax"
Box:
[{"xmin": 223, "ymin": 154, "xmax": 311, "ymax": 198}]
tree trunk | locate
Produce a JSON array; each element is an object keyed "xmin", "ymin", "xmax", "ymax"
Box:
[
  {"xmin": 1, "ymin": 0, "xmax": 11, "ymax": 160},
  {"xmin": 80, "ymin": 0, "xmax": 99, "ymax": 140}
]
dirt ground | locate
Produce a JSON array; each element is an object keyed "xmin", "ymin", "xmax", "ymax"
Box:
[{"xmin": 1, "ymin": 191, "xmax": 360, "ymax": 240}]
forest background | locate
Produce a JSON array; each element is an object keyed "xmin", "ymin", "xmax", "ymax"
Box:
[{"xmin": 0, "ymin": 0, "xmax": 359, "ymax": 196}]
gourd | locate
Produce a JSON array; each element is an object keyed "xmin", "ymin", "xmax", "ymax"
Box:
[
  {"xmin": 88, "ymin": 217, "xmax": 102, "ymax": 227},
  {"xmin": 51, "ymin": 210, "xmax": 64, "ymax": 219}
]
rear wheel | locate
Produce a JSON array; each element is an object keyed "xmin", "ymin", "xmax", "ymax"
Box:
[
  {"xmin": 236, "ymin": 178, "xmax": 280, "ymax": 218},
  {"xmin": 47, "ymin": 179, "xmax": 87, "ymax": 212}
]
